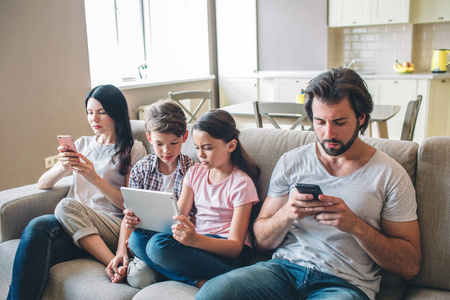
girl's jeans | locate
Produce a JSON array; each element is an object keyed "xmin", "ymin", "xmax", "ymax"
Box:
[
  {"xmin": 7, "ymin": 214, "xmax": 88, "ymax": 300},
  {"xmin": 128, "ymin": 229, "xmax": 251, "ymax": 286}
]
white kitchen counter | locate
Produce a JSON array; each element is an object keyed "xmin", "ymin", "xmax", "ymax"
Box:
[{"xmin": 257, "ymin": 70, "xmax": 450, "ymax": 80}]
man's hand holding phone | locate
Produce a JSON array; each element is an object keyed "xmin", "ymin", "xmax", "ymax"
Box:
[
  {"xmin": 282, "ymin": 183, "xmax": 327, "ymax": 221},
  {"xmin": 294, "ymin": 183, "xmax": 359, "ymax": 233}
]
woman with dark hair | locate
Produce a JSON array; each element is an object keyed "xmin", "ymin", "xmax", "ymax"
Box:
[
  {"xmin": 7, "ymin": 85, "xmax": 146, "ymax": 300},
  {"xmin": 84, "ymin": 84, "xmax": 135, "ymax": 176},
  {"xmin": 125, "ymin": 109, "xmax": 261, "ymax": 288}
]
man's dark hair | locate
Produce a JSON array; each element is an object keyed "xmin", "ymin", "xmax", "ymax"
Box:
[{"xmin": 304, "ymin": 67, "xmax": 374, "ymax": 135}]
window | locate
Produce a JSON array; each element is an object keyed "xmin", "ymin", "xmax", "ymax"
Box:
[{"xmin": 84, "ymin": 0, "xmax": 210, "ymax": 87}]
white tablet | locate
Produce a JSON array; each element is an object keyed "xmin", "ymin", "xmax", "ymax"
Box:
[{"xmin": 120, "ymin": 187, "xmax": 180, "ymax": 233}]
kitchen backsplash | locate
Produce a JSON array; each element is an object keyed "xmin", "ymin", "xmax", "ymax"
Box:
[{"xmin": 328, "ymin": 22, "xmax": 450, "ymax": 72}]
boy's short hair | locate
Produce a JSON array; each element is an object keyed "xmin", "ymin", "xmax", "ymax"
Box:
[{"xmin": 144, "ymin": 99, "xmax": 187, "ymax": 137}]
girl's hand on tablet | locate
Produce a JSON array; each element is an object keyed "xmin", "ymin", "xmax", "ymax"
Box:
[{"xmin": 171, "ymin": 215, "xmax": 198, "ymax": 247}]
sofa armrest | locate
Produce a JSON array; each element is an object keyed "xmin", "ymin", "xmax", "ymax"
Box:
[{"xmin": 0, "ymin": 176, "xmax": 72, "ymax": 243}]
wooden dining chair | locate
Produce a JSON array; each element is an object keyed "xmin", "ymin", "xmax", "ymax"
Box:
[
  {"xmin": 401, "ymin": 95, "xmax": 422, "ymax": 141},
  {"xmin": 168, "ymin": 90, "xmax": 213, "ymax": 123},
  {"xmin": 253, "ymin": 101, "xmax": 308, "ymax": 130}
]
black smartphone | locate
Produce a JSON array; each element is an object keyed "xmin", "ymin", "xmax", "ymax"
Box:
[{"xmin": 295, "ymin": 183, "xmax": 323, "ymax": 200}]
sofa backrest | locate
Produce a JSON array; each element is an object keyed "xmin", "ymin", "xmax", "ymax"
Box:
[
  {"xmin": 409, "ymin": 136, "xmax": 450, "ymax": 291},
  {"xmin": 131, "ymin": 120, "xmax": 419, "ymax": 205}
]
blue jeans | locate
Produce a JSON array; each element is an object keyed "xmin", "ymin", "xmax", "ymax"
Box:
[
  {"xmin": 196, "ymin": 259, "xmax": 370, "ymax": 300},
  {"xmin": 7, "ymin": 215, "xmax": 88, "ymax": 300},
  {"xmin": 128, "ymin": 230, "xmax": 251, "ymax": 286}
]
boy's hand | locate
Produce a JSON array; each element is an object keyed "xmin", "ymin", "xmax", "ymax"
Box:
[
  {"xmin": 105, "ymin": 253, "xmax": 129, "ymax": 283},
  {"xmin": 171, "ymin": 215, "xmax": 198, "ymax": 247},
  {"xmin": 123, "ymin": 209, "xmax": 140, "ymax": 228}
]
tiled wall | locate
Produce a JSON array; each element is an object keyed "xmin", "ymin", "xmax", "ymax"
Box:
[
  {"xmin": 328, "ymin": 22, "xmax": 450, "ymax": 72},
  {"xmin": 412, "ymin": 22, "xmax": 450, "ymax": 71}
]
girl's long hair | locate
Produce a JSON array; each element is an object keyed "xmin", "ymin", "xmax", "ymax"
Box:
[
  {"xmin": 85, "ymin": 85, "xmax": 133, "ymax": 175},
  {"xmin": 193, "ymin": 110, "xmax": 261, "ymax": 187}
]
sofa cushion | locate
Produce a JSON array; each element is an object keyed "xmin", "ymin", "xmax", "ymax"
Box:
[
  {"xmin": 42, "ymin": 258, "xmax": 140, "ymax": 300},
  {"xmin": 131, "ymin": 120, "xmax": 152, "ymax": 154},
  {"xmin": 409, "ymin": 137, "xmax": 450, "ymax": 291},
  {"xmin": 239, "ymin": 128, "xmax": 317, "ymax": 201},
  {"xmin": 0, "ymin": 239, "xmax": 19, "ymax": 295},
  {"xmin": 361, "ymin": 137, "xmax": 419, "ymax": 182},
  {"xmin": 133, "ymin": 281, "xmax": 197, "ymax": 300},
  {"xmin": 404, "ymin": 285, "xmax": 450, "ymax": 300}
]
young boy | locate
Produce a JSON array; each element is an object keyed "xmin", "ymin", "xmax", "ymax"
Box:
[{"xmin": 105, "ymin": 99, "xmax": 196, "ymax": 286}]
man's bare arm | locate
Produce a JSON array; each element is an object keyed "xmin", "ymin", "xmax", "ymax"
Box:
[
  {"xmin": 312, "ymin": 194, "xmax": 422, "ymax": 279},
  {"xmin": 353, "ymin": 218, "xmax": 421, "ymax": 279}
]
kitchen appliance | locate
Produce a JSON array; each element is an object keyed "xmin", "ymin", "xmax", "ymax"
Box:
[{"xmin": 431, "ymin": 49, "xmax": 450, "ymax": 73}]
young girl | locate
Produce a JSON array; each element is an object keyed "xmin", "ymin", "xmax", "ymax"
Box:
[
  {"xmin": 130, "ymin": 109, "xmax": 261, "ymax": 288},
  {"xmin": 7, "ymin": 84, "xmax": 146, "ymax": 300}
]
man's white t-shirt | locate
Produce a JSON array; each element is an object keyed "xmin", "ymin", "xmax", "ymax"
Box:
[{"xmin": 268, "ymin": 143, "xmax": 417, "ymax": 300}]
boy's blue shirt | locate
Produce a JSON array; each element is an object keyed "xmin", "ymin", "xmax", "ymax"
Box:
[{"xmin": 128, "ymin": 152, "xmax": 196, "ymax": 199}]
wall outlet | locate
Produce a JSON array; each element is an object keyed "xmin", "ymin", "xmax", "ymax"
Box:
[{"xmin": 44, "ymin": 155, "xmax": 59, "ymax": 169}]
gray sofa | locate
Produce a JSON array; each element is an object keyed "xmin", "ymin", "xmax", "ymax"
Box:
[{"xmin": 1, "ymin": 120, "xmax": 449, "ymax": 300}]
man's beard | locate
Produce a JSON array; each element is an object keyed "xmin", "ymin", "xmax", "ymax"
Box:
[{"xmin": 318, "ymin": 123, "xmax": 360, "ymax": 156}]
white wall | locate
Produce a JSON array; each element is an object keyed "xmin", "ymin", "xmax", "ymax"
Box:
[{"xmin": 257, "ymin": 0, "xmax": 328, "ymax": 71}]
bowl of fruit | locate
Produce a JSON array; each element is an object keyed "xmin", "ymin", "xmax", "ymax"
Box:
[{"xmin": 394, "ymin": 60, "xmax": 415, "ymax": 74}]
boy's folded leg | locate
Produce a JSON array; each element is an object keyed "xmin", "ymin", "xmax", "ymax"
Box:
[{"xmin": 127, "ymin": 257, "xmax": 159, "ymax": 288}]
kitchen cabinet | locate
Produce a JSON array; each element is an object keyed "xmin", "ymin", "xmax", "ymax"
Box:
[
  {"xmin": 329, "ymin": 0, "xmax": 371, "ymax": 27},
  {"xmin": 275, "ymin": 79, "xmax": 310, "ymax": 102},
  {"xmin": 329, "ymin": 0, "xmax": 410, "ymax": 27},
  {"xmin": 372, "ymin": 0, "xmax": 411, "ymax": 24},
  {"xmin": 370, "ymin": 79, "xmax": 418, "ymax": 141},
  {"xmin": 258, "ymin": 78, "xmax": 312, "ymax": 102},
  {"xmin": 411, "ymin": 0, "xmax": 450, "ymax": 24},
  {"xmin": 425, "ymin": 79, "xmax": 450, "ymax": 137},
  {"xmin": 365, "ymin": 78, "xmax": 450, "ymax": 142}
]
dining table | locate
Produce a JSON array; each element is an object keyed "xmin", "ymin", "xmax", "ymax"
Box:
[{"xmin": 220, "ymin": 101, "xmax": 401, "ymax": 139}]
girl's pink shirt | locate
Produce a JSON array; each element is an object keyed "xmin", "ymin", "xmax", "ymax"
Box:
[{"xmin": 184, "ymin": 163, "xmax": 259, "ymax": 247}]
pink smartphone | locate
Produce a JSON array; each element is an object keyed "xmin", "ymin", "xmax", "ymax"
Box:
[{"xmin": 57, "ymin": 135, "xmax": 77, "ymax": 152}]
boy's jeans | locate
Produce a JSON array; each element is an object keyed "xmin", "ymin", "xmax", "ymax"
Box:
[
  {"xmin": 8, "ymin": 214, "xmax": 88, "ymax": 300},
  {"xmin": 196, "ymin": 258, "xmax": 370, "ymax": 300}
]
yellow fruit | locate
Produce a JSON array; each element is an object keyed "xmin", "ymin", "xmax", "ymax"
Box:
[{"xmin": 394, "ymin": 60, "xmax": 414, "ymax": 73}]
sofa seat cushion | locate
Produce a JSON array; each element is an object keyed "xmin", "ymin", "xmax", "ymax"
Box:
[
  {"xmin": 42, "ymin": 258, "xmax": 139, "ymax": 300},
  {"xmin": 404, "ymin": 285, "xmax": 450, "ymax": 300},
  {"xmin": 133, "ymin": 281, "xmax": 197, "ymax": 300},
  {"xmin": 0, "ymin": 239, "xmax": 19, "ymax": 294}
]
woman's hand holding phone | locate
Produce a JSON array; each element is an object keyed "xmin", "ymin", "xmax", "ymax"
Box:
[{"xmin": 57, "ymin": 135, "xmax": 79, "ymax": 169}]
